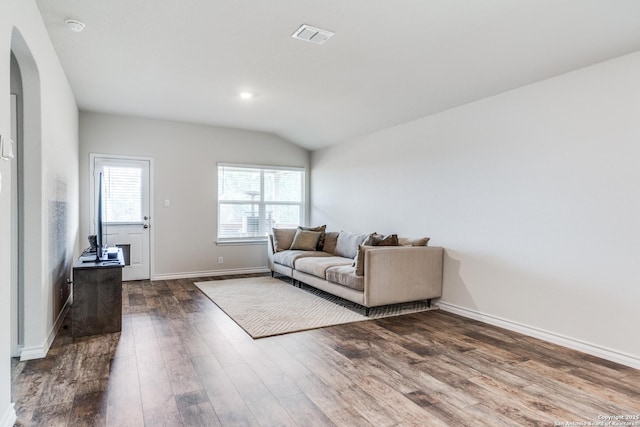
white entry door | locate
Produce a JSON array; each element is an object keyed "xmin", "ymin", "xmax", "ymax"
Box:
[{"xmin": 92, "ymin": 155, "xmax": 152, "ymax": 281}]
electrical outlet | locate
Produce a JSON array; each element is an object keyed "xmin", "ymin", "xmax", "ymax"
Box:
[{"xmin": 218, "ymin": 256, "xmax": 224, "ymax": 264}]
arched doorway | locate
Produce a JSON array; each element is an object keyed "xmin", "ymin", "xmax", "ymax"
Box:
[
  {"xmin": 10, "ymin": 28, "xmax": 44, "ymax": 361},
  {"xmin": 9, "ymin": 51, "xmax": 24, "ymax": 358}
]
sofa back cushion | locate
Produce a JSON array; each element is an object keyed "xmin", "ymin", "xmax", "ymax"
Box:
[
  {"xmin": 334, "ymin": 232, "xmax": 372, "ymax": 259},
  {"xmin": 322, "ymin": 232, "xmax": 340, "ymax": 255},
  {"xmin": 272, "ymin": 228, "xmax": 297, "ymax": 252}
]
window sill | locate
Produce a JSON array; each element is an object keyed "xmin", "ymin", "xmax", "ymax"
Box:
[{"xmin": 216, "ymin": 239, "xmax": 268, "ymax": 246}]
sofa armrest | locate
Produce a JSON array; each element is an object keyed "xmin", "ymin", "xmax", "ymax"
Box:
[
  {"xmin": 267, "ymin": 234, "xmax": 276, "ymax": 271},
  {"xmin": 363, "ymin": 246, "xmax": 443, "ymax": 307}
]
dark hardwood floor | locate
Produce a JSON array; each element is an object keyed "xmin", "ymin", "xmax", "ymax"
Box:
[{"xmin": 12, "ymin": 274, "xmax": 640, "ymax": 426}]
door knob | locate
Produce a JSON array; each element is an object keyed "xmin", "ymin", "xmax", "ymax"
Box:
[{"xmin": 143, "ymin": 224, "xmax": 149, "ymax": 229}]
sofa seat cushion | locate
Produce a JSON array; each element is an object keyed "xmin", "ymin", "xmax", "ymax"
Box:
[
  {"xmin": 326, "ymin": 265, "xmax": 364, "ymax": 292},
  {"xmin": 272, "ymin": 250, "xmax": 331, "ymax": 268},
  {"xmin": 294, "ymin": 256, "xmax": 353, "ymax": 279}
]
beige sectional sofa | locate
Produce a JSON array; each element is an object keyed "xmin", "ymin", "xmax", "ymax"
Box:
[{"xmin": 267, "ymin": 228, "xmax": 443, "ymax": 315}]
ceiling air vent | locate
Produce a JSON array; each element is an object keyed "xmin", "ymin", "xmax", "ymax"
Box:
[{"xmin": 291, "ymin": 24, "xmax": 334, "ymax": 45}]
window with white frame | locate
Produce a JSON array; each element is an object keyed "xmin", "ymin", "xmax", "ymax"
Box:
[{"xmin": 217, "ymin": 164, "xmax": 305, "ymax": 242}]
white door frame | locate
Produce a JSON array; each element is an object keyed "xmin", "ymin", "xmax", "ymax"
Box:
[
  {"xmin": 89, "ymin": 153, "xmax": 154, "ymax": 280},
  {"xmin": 10, "ymin": 93, "xmax": 21, "ymax": 358}
]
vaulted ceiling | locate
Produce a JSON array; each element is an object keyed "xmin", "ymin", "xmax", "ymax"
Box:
[{"xmin": 36, "ymin": 0, "xmax": 640, "ymax": 150}]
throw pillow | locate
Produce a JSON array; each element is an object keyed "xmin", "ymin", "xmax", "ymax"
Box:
[
  {"xmin": 335, "ymin": 231, "xmax": 372, "ymax": 259},
  {"xmin": 411, "ymin": 237, "xmax": 430, "ymax": 246},
  {"xmin": 362, "ymin": 234, "xmax": 380, "ymax": 246},
  {"xmin": 353, "ymin": 234, "xmax": 399, "ymax": 275},
  {"xmin": 323, "ymin": 231, "xmax": 339, "ymax": 255},
  {"xmin": 372, "ymin": 233, "xmax": 399, "ymax": 246},
  {"xmin": 272, "ymin": 228, "xmax": 297, "ymax": 252},
  {"xmin": 299, "ymin": 225, "xmax": 326, "ymax": 250},
  {"xmin": 398, "ymin": 236, "xmax": 431, "ymax": 246},
  {"xmin": 290, "ymin": 229, "xmax": 321, "ymax": 251},
  {"xmin": 354, "ymin": 245, "xmax": 374, "ymax": 276},
  {"xmin": 353, "ymin": 233, "xmax": 399, "ymax": 276}
]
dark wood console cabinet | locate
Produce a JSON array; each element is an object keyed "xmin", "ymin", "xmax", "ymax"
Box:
[{"xmin": 72, "ymin": 249, "xmax": 124, "ymax": 337}]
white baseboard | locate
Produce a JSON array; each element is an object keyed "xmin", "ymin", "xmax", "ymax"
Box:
[
  {"xmin": 438, "ymin": 301, "xmax": 640, "ymax": 370},
  {"xmin": 152, "ymin": 267, "xmax": 271, "ymax": 281},
  {"xmin": 19, "ymin": 345, "xmax": 47, "ymax": 361},
  {"xmin": 0, "ymin": 403, "xmax": 16, "ymax": 427},
  {"xmin": 20, "ymin": 294, "xmax": 71, "ymax": 361}
]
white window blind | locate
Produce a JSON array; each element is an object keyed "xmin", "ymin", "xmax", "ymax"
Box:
[
  {"xmin": 218, "ymin": 164, "xmax": 305, "ymax": 241},
  {"xmin": 102, "ymin": 166, "xmax": 143, "ymax": 223}
]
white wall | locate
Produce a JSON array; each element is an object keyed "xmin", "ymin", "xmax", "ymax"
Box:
[
  {"xmin": 79, "ymin": 112, "xmax": 309, "ymax": 278},
  {"xmin": 1, "ymin": 0, "xmax": 79, "ymax": 424},
  {"xmin": 311, "ymin": 51, "xmax": 640, "ymax": 367},
  {"xmin": 0, "ymin": 23, "xmax": 15, "ymax": 424}
]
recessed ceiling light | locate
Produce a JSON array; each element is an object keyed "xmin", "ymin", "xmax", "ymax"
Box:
[
  {"xmin": 239, "ymin": 91, "xmax": 254, "ymax": 100},
  {"xmin": 65, "ymin": 19, "xmax": 86, "ymax": 32}
]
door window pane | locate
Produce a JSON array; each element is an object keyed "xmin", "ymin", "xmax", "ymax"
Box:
[{"xmin": 102, "ymin": 166, "xmax": 143, "ymax": 223}]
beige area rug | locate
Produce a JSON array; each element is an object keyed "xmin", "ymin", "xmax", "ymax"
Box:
[{"xmin": 194, "ymin": 276, "xmax": 437, "ymax": 338}]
